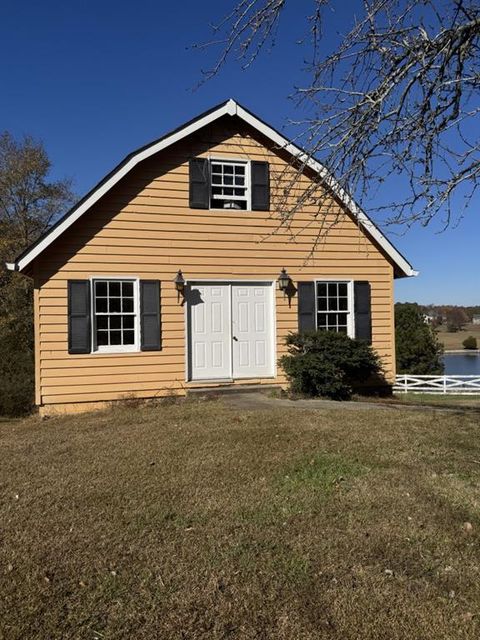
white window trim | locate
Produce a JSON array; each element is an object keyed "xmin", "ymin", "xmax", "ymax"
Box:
[
  {"xmin": 314, "ymin": 279, "xmax": 355, "ymax": 338},
  {"xmin": 208, "ymin": 157, "xmax": 251, "ymax": 211},
  {"xmin": 89, "ymin": 276, "xmax": 141, "ymax": 354}
]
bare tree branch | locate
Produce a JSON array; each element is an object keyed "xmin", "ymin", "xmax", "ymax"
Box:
[{"xmin": 197, "ymin": 0, "xmax": 480, "ymax": 233}]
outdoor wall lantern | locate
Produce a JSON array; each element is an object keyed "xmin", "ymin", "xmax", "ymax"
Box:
[
  {"xmin": 174, "ymin": 269, "xmax": 185, "ymax": 298},
  {"xmin": 277, "ymin": 268, "xmax": 291, "ymax": 294}
]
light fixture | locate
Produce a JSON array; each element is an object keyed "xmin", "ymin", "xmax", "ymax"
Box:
[
  {"xmin": 174, "ymin": 269, "xmax": 185, "ymax": 294},
  {"xmin": 277, "ymin": 268, "xmax": 291, "ymax": 293}
]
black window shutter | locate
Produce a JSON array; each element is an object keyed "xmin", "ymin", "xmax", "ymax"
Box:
[
  {"xmin": 189, "ymin": 158, "xmax": 210, "ymax": 209},
  {"xmin": 251, "ymin": 161, "xmax": 270, "ymax": 211},
  {"xmin": 297, "ymin": 281, "xmax": 316, "ymax": 332},
  {"xmin": 68, "ymin": 280, "xmax": 91, "ymax": 354},
  {"xmin": 354, "ymin": 281, "xmax": 372, "ymax": 343},
  {"xmin": 140, "ymin": 280, "xmax": 161, "ymax": 351}
]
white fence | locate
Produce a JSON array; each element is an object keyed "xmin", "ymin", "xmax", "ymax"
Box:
[{"xmin": 394, "ymin": 374, "xmax": 480, "ymax": 395}]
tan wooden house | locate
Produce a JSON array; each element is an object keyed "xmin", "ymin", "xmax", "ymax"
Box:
[{"xmin": 6, "ymin": 99, "xmax": 416, "ymax": 415}]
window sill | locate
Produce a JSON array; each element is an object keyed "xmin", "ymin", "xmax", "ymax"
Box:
[
  {"xmin": 208, "ymin": 207, "xmax": 250, "ymax": 212},
  {"xmin": 92, "ymin": 348, "xmax": 140, "ymax": 355}
]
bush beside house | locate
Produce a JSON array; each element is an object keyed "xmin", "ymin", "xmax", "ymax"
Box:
[{"xmin": 279, "ymin": 330, "xmax": 384, "ymax": 400}]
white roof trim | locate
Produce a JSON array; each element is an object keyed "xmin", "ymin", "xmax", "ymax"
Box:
[{"xmin": 8, "ymin": 98, "xmax": 417, "ymax": 277}]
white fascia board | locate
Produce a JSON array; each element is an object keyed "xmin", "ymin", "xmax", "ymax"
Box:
[
  {"xmin": 234, "ymin": 103, "xmax": 417, "ymax": 278},
  {"xmin": 14, "ymin": 102, "xmax": 233, "ymax": 272},
  {"xmin": 12, "ymin": 98, "xmax": 416, "ymax": 277}
]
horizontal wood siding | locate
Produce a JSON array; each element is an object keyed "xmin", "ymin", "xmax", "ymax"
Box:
[{"xmin": 35, "ymin": 117, "xmax": 395, "ymax": 409}]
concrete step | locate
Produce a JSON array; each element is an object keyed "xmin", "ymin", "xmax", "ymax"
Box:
[{"xmin": 186, "ymin": 383, "xmax": 283, "ymax": 397}]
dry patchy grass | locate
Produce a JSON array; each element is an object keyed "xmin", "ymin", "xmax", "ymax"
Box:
[
  {"xmin": 383, "ymin": 394, "xmax": 480, "ymax": 408},
  {"xmin": 1, "ymin": 400, "xmax": 480, "ymax": 639}
]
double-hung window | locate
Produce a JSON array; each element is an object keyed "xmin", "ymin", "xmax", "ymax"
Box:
[
  {"xmin": 210, "ymin": 160, "xmax": 249, "ymax": 210},
  {"xmin": 316, "ymin": 281, "xmax": 354, "ymax": 336},
  {"xmin": 93, "ymin": 279, "xmax": 139, "ymax": 352}
]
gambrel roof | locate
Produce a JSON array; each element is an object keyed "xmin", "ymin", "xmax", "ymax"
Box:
[{"xmin": 6, "ymin": 99, "xmax": 417, "ymax": 277}]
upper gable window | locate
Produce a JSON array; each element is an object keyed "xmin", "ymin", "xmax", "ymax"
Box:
[
  {"xmin": 210, "ymin": 160, "xmax": 249, "ymax": 210},
  {"xmin": 189, "ymin": 157, "xmax": 269, "ymax": 211}
]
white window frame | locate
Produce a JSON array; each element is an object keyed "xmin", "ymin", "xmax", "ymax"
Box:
[
  {"xmin": 209, "ymin": 158, "xmax": 251, "ymax": 211},
  {"xmin": 314, "ymin": 279, "xmax": 355, "ymax": 338},
  {"xmin": 90, "ymin": 277, "xmax": 141, "ymax": 353}
]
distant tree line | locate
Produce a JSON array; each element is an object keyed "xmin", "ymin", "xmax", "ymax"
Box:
[{"xmin": 401, "ymin": 302, "xmax": 479, "ymax": 332}]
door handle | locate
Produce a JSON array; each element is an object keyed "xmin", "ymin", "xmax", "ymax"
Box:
[{"xmin": 233, "ymin": 336, "xmax": 238, "ymax": 341}]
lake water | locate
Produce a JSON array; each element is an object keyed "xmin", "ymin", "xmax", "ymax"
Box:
[{"xmin": 443, "ymin": 353, "xmax": 480, "ymax": 375}]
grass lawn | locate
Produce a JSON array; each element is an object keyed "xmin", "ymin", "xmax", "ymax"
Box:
[
  {"xmin": 390, "ymin": 393, "xmax": 480, "ymax": 408},
  {"xmin": 1, "ymin": 400, "xmax": 480, "ymax": 639},
  {"xmin": 437, "ymin": 323, "xmax": 480, "ymax": 350}
]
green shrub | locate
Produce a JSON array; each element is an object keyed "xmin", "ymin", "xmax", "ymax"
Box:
[
  {"xmin": 0, "ymin": 273, "xmax": 35, "ymax": 416},
  {"xmin": 395, "ymin": 303, "xmax": 444, "ymax": 374},
  {"xmin": 0, "ymin": 342, "xmax": 34, "ymax": 416},
  {"xmin": 462, "ymin": 336, "xmax": 478, "ymax": 350},
  {"xmin": 279, "ymin": 330, "xmax": 384, "ymax": 400}
]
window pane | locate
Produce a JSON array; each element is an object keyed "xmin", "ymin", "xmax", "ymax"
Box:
[
  {"xmin": 224, "ymin": 188, "xmax": 233, "ymax": 196},
  {"xmin": 235, "ymin": 176, "xmax": 245, "ymax": 186},
  {"xmin": 338, "ymin": 326, "xmax": 348, "ymax": 334},
  {"xmin": 317, "ymin": 283, "xmax": 327, "ymax": 297},
  {"xmin": 234, "ymin": 188, "xmax": 245, "ymax": 197},
  {"xmin": 123, "ymin": 330, "xmax": 135, "ymax": 345},
  {"xmin": 337, "ymin": 313, "xmax": 348, "ymax": 326},
  {"xmin": 96, "ymin": 316, "xmax": 108, "ymax": 330},
  {"xmin": 327, "ymin": 282, "xmax": 338, "ymax": 297},
  {"xmin": 122, "ymin": 282, "xmax": 133, "ymax": 297},
  {"xmin": 211, "ymin": 164, "xmax": 221, "ymax": 173},
  {"xmin": 211, "ymin": 174, "xmax": 221, "ymax": 184},
  {"xmin": 110, "ymin": 316, "xmax": 122, "ymax": 330},
  {"xmin": 122, "ymin": 298, "xmax": 134, "ymax": 313},
  {"xmin": 110, "ymin": 330, "xmax": 121, "ymax": 345},
  {"xmin": 317, "ymin": 297, "xmax": 327, "ymax": 311},
  {"xmin": 224, "ymin": 175, "xmax": 233, "ymax": 185},
  {"xmin": 109, "ymin": 282, "xmax": 121, "ymax": 297},
  {"xmin": 224, "ymin": 165, "xmax": 233, "ymax": 174},
  {"xmin": 338, "ymin": 283, "xmax": 348, "ymax": 297},
  {"xmin": 339, "ymin": 297, "xmax": 348, "ymax": 311},
  {"xmin": 109, "ymin": 298, "xmax": 121, "ymax": 313},
  {"xmin": 328, "ymin": 296, "xmax": 338, "ymax": 311},
  {"xmin": 317, "ymin": 313, "xmax": 327, "ymax": 328},
  {"xmin": 123, "ymin": 315, "xmax": 134, "ymax": 329},
  {"xmin": 97, "ymin": 331, "xmax": 109, "ymax": 346},
  {"xmin": 95, "ymin": 281, "xmax": 107, "ymax": 296},
  {"xmin": 234, "ymin": 165, "xmax": 245, "ymax": 175},
  {"xmin": 96, "ymin": 297, "xmax": 107, "ymax": 313}
]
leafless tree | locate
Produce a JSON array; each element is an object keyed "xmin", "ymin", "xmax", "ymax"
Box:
[{"xmin": 196, "ymin": 0, "xmax": 480, "ymax": 231}]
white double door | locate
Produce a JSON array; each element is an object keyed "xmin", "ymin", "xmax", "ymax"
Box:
[{"xmin": 188, "ymin": 282, "xmax": 274, "ymax": 381}]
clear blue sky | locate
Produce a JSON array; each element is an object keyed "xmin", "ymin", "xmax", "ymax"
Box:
[{"xmin": 1, "ymin": 0, "xmax": 478, "ymax": 305}]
